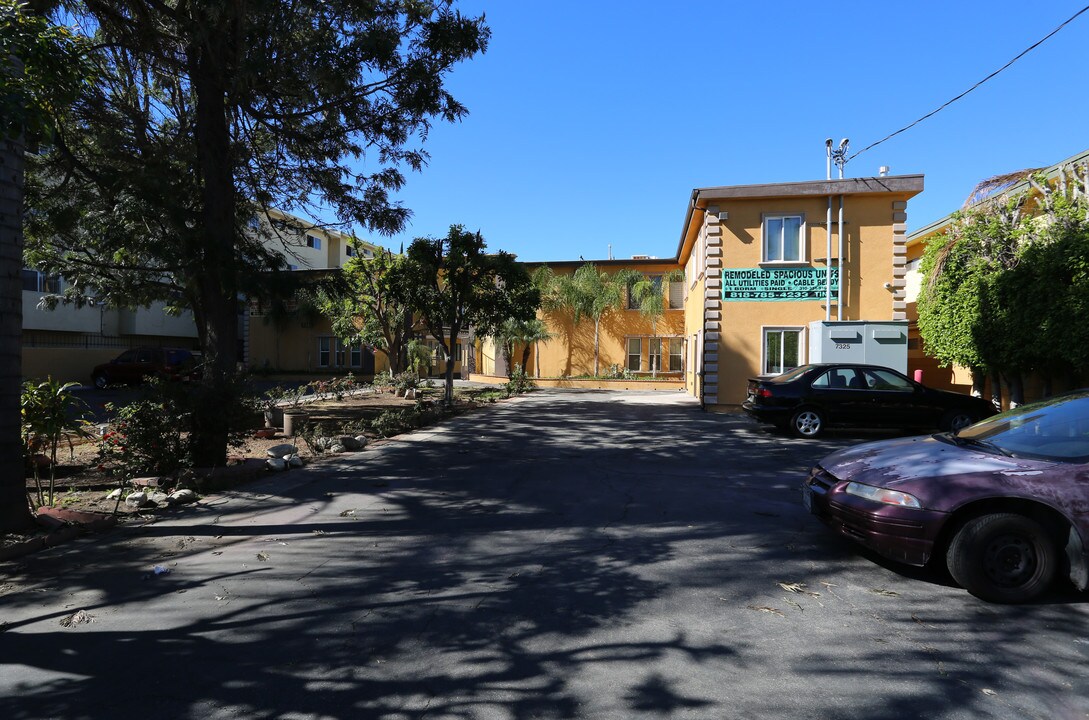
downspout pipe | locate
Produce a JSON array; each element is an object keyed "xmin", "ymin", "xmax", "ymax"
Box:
[
  {"xmin": 825, "ymin": 139, "xmax": 833, "ymax": 322},
  {"xmin": 837, "ymin": 194, "xmax": 845, "ymax": 320}
]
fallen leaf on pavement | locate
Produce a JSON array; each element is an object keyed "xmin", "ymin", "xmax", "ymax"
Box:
[
  {"xmin": 778, "ymin": 582, "xmax": 820, "ymax": 598},
  {"xmin": 60, "ymin": 610, "xmax": 94, "ymax": 627},
  {"xmin": 747, "ymin": 605, "xmax": 785, "ymax": 617},
  {"xmin": 256, "ymin": 552, "xmax": 270, "ymax": 562}
]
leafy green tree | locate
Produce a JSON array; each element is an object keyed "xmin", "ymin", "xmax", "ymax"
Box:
[
  {"xmin": 919, "ymin": 164, "xmax": 1089, "ymax": 406},
  {"xmin": 1, "ymin": 0, "xmax": 87, "ymax": 531},
  {"xmin": 24, "ymin": 1, "xmax": 489, "ymax": 466},
  {"xmin": 320, "ymin": 249, "xmax": 415, "ymax": 375},
  {"xmin": 405, "ymin": 225, "xmax": 538, "ymax": 405}
]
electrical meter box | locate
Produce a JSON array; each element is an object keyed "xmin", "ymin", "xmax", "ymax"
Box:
[{"xmin": 808, "ymin": 320, "xmax": 908, "ymax": 374}]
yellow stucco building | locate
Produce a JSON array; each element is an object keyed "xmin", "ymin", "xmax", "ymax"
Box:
[{"xmin": 491, "ymin": 174, "xmax": 925, "ymax": 409}]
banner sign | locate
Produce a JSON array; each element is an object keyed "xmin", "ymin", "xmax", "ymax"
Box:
[{"xmin": 721, "ymin": 267, "xmax": 839, "ymax": 301}]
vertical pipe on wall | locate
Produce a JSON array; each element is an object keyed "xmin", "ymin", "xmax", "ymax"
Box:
[
  {"xmin": 826, "ymin": 196, "xmax": 833, "ymax": 321},
  {"xmin": 837, "ymin": 195, "xmax": 845, "ymax": 321},
  {"xmin": 824, "ymin": 139, "xmax": 833, "ymax": 323}
]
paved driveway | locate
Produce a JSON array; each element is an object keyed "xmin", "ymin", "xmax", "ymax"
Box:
[{"xmin": 2, "ymin": 390, "xmax": 1087, "ymax": 719}]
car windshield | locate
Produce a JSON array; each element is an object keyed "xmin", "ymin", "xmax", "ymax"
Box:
[
  {"xmin": 956, "ymin": 391, "xmax": 1089, "ymax": 461},
  {"xmin": 768, "ymin": 365, "xmax": 812, "ymax": 384}
]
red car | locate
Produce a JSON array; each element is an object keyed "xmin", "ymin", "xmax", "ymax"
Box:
[
  {"xmin": 804, "ymin": 391, "xmax": 1089, "ymax": 603},
  {"xmin": 91, "ymin": 347, "xmax": 198, "ymax": 388}
]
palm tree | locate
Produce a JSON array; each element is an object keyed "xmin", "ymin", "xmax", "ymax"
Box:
[
  {"xmin": 493, "ymin": 318, "xmax": 554, "ymax": 377},
  {"xmin": 553, "ymin": 263, "xmax": 635, "ymax": 377},
  {"xmin": 627, "ymin": 269, "xmax": 684, "ymax": 376}
]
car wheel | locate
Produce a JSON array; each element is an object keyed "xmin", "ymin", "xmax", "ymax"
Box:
[
  {"xmin": 946, "ymin": 513, "xmax": 1056, "ymax": 603},
  {"xmin": 942, "ymin": 410, "xmax": 976, "ymax": 432},
  {"xmin": 92, "ymin": 373, "xmax": 108, "ymax": 389},
  {"xmin": 790, "ymin": 407, "xmax": 825, "ymax": 438}
]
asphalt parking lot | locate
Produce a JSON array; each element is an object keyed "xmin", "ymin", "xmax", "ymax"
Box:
[{"xmin": 2, "ymin": 389, "xmax": 1087, "ymax": 719}]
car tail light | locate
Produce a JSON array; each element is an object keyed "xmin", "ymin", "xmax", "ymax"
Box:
[{"xmin": 757, "ymin": 387, "xmax": 773, "ymax": 398}]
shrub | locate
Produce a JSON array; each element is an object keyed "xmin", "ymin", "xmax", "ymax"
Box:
[
  {"xmin": 21, "ymin": 377, "xmax": 92, "ymax": 507},
  {"xmin": 504, "ymin": 367, "xmax": 535, "ymax": 396},
  {"xmin": 393, "ymin": 371, "xmax": 420, "ymax": 394},
  {"xmin": 99, "ymin": 376, "xmax": 257, "ymax": 481},
  {"xmin": 99, "ymin": 392, "xmax": 190, "ymax": 481}
]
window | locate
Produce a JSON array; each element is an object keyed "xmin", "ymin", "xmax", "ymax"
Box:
[
  {"xmin": 763, "ymin": 214, "xmax": 803, "ymax": 263},
  {"xmin": 334, "ymin": 339, "xmax": 346, "ymax": 367},
  {"xmin": 362, "ymin": 248, "xmax": 374, "ymax": 258},
  {"xmin": 21, "ymin": 269, "xmax": 61, "ymax": 293},
  {"xmin": 668, "ymin": 280, "xmax": 683, "ymax": 309},
  {"xmin": 628, "ymin": 274, "xmax": 662, "ymax": 309},
  {"xmin": 648, "ymin": 338, "xmax": 662, "ymax": 372},
  {"xmin": 811, "ymin": 368, "xmax": 862, "ymax": 389},
  {"xmin": 863, "ymin": 368, "xmax": 914, "ymax": 392},
  {"xmin": 763, "ymin": 328, "xmax": 803, "ymax": 375},
  {"xmin": 350, "ymin": 344, "xmax": 362, "ymax": 368},
  {"xmin": 627, "ymin": 338, "xmax": 641, "ymax": 372},
  {"xmin": 668, "ymin": 338, "xmax": 683, "ymax": 372},
  {"xmin": 345, "ymin": 245, "xmax": 355, "ymax": 257},
  {"xmin": 306, "ymin": 235, "xmax": 322, "ymax": 249},
  {"xmin": 318, "ymin": 337, "xmax": 331, "ymax": 367},
  {"xmin": 452, "ymin": 342, "xmax": 463, "ymax": 362}
]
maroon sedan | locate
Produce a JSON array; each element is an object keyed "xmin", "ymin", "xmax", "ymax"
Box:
[{"xmin": 804, "ymin": 390, "xmax": 1089, "ymax": 603}]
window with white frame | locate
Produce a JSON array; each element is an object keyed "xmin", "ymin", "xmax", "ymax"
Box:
[
  {"xmin": 350, "ymin": 343, "xmax": 362, "ymax": 368},
  {"xmin": 668, "ymin": 337, "xmax": 683, "ymax": 372},
  {"xmin": 763, "ymin": 327, "xmax": 804, "ymax": 375},
  {"xmin": 668, "ymin": 279, "xmax": 683, "ymax": 309},
  {"xmin": 345, "ymin": 245, "xmax": 355, "ymax": 257},
  {"xmin": 627, "ymin": 338, "xmax": 641, "ymax": 372},
  {"xmin": 317, "ymin": 337, "xmax": 331, "ymax": 367},
  {"xmin": 306, "ymin": 235, "xmax": 322, "ymax": 249},
  {"xmin": 452, "ymin": 341, "xmax": 463, "ymax": 362},
  {"xmin": 648, "ymin": 338, "xmax": 662, "ymax": 372},
  {"xmin": 763, "ymin": 214, "xmax": 804, "ymax": 263}
]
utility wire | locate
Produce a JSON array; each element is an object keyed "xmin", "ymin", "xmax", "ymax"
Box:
[{"xmin": 849, "ymin": 4, "xmax": 1089, "ymax": 162}]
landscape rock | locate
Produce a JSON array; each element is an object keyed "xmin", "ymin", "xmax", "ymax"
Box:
[
  {"xmin": 404, "ymin": 388, "xmax": 416, "ymax": 400},
  {"xmin": 148, "ymin": 492, "xmax": 171, "ymax": 506},
  {"xmin": 168, "ymin": 489, "xmax": 198, "ymax": 506},
  {"xmin": 287, "ymin": 454, "xmax": 304, "ymax": 468},
  {"xmin": 266, "ymin": 443, "xmax": 297, "ymax": 458},
  {"xmin": 329, "ymin": 444, "xmax": 346, "ymax": 454},
  {"xmin": 125, "ymin": 491, "xmax": 151, "ymax": 509},
  {"xmin": 353, "ymin": 435, "xmax": 369, "ymax": 449},
  {"xmin": 131, "ymin": 476, "xmax": 165, "ymax": 489},
  {"xmin": 336, "ymin": 435, "xmax": 364, "ymax": 451},
  {"xmin": 266, "ymin": 457, "xmax": 288, "ymax": 472},
  {"xmin": 105, "ymin": 488, "xmax": 122, "ymax": 500}
]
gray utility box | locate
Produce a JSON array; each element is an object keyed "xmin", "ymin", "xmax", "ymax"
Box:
[{"xmin": 808, "ymin": 320, "xmax": 908, "ymax": 374}]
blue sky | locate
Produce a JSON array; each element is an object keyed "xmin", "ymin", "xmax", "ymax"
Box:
[{"xmin": 372, "ymin": 1, "xmax": 1089, "ymax": 262}]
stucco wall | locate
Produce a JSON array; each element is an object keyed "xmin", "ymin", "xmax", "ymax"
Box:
[
  {"xmin": 706, "ymin": 194, "xmax": 912, "ymax": 406},
  {"xmin": 530, "ymin": 262, "xmax": 686, "ymax": 378}
]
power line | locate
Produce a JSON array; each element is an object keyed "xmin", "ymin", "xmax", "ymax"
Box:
[{"xmin": 849, "ymin": 5, "xmax": 1089, "ymax": 162}]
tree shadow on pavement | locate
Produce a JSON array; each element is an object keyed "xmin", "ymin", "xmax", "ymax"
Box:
[{"xmin": 1, "ymin": 392, "xmax": 1086, "ymax": 719}]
